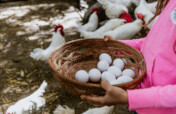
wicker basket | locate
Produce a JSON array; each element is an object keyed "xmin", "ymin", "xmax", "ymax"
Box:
[{"xmin": 48, "ymin": 39, "xmax": 146, "ymax": 97}]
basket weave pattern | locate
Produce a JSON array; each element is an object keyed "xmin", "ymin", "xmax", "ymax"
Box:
[{"xmin": 48, "ymin": 39, "xmax": 146, "ymax": 97}]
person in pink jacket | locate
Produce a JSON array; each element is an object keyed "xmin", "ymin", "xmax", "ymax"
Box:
[{"xmin": 81, "ymin": 0, "xmax": 176, "ymax": 114}]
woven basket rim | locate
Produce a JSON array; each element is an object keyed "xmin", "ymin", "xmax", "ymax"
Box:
[{"xmin": 51, "ymin": 38, "xmax": 143, "ymax": 55}]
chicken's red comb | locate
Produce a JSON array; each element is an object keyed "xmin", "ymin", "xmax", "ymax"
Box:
[
  {"xmin": 92, "ymin": 8, "xmax": 100, "ymax": 14},
  {"xmin": 119, "ymin": 10, "xmax": 132, "ymax": 23},
  {"xmin": 136, "ymin": 13, "xmax": 144, "ymax": 20},
  {"xmin": 54, "ymin": 24, "xmax": 63, "ymax": 32},
  {"xmin": 137, "ymin": 13, "xmax": 145, "ymax": 25},
  {"xmin": 54, "ymin": 24, "xmax": 64, "ymax": 36}
]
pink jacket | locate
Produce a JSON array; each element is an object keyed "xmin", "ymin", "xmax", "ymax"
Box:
[{"xmin": 120, "ymin": 0, "xmax": 176, "ymax": 114}]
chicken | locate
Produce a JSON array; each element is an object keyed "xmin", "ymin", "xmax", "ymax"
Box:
[
  {"xmin": 53, "ymin": 105, "xmax": 75, "ymax": 114},
  {"xmin": 53, "ymin": 105, "xmax": 114, "ymax": 114},
  {"xmin": 80, "ymin": 19, "xmax": 125, "ymax": 38},
  {"xmin": 30, "ymin": 24, "xmax": 65, "ymax": 62},
  {"xmin": 82, "ymin": 106, "xmax": 114, "ymax": 114},
  {"xmin": 119, "ymin": 10, "xmax": 132, "ymax": 23},
  {"xmin": 134, "ymin": 0, "xmax": 155, "ymax": 29},
  {"xmin": 78, "ymin": 8, "xmax": 99, "ymax": 32},
  {"xmin": 105, "ymin": 0, "xmax": 134, "ymax": 9},
  {"xmin": 97, "ymin": 0, "xmax": 129, "ymax": 19},
  {"xmin": 131, "ymin": 0, "xmax": 140, "ymax": 6},
  {"xmin": 137, "ymin": 13, "xmax": 159, "ymax": 29},
  {"xmin": 6, "ymin": 80, "xmax": 47, "ymax": 114},
  {"xmin": 103, "ymin": 19, "xmax": 143, "ymax": 40},
  {"xmin": 101, "ymin": 0, "xmax": 140, "ymax": 9},
  {"xmin": 146, "ymin": 1, "xmax": 158, "ymax": 14}
]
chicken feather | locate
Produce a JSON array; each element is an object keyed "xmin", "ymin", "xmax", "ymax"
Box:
[
  {"xmin": 53, "ymin": 105, "xmax": 114, "ymax": 114},
  {"xmin": 78, "ymin": 8, "xmax": 99, "ymax": 32},
  {"xmin": 104, "ymin": 19, "xmax": 143, "ymax": 40},
  {"xmin": 30, "ymin": 25, "xmax": 65, "ymax": 62},
  {"xmin": 97, "ymin": 0, "xmax": 128, "ymax": 19},
  {"xmin": 80, "ymin": 19, "xmax": 125, "ymax": 38},
  {"xmin": 6, "ymin": 81, "xmax": 47, "ymax": 114}
]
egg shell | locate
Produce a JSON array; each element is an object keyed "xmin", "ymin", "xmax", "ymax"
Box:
[
  {"xmin": 99, "ymin": 53, "xmax": 112, "ymax": 64},
  {"xmin": 108, "ymin": 66, "xmax": 122, "ymax": 78},
  {"xmin": 75, "ymin": 70, "xmax": 89, "ymax": 83},
  {"xmin": 89, "ymin": 68, "xmax": 101, "ymax": 82},
  {"xmin": 110, "ymin": 79, "xmax": 123, "ymax": 85},
  {"xmin": 113, "ymin": 58, "xmax": 125, "ymax": 70},
  {"xmin": 97, "ymin": 60, "xmax": 110, "ymax": 72},
  {"xmin": 117, "ymin": 75, "xmax": 133, "ymax": 83},
  {"xmin": 101, "ymin": 71, "xmax": 116, "ymax": 82},
  {"xmin": 122, "ymin": 69, "xmax": 135, "ymax": 78}
]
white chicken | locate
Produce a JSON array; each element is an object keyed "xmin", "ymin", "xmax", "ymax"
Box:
[
  {"xmin": 6, "ymin": 80, "xmax": 47, "ymax": 114},
  {"xmin": 137, "ymin": 13, "xmax": 159, "ymax": 29},
  {"xmin": 53, "ymin": 105, "xmax": 114, "ymax": 114},
  {"xmin": 131, "ymin": 0, "xmax": 140, "ymax": 6},
  {"xmin": 82, "ymin": 106, "xmax": 114, "ymax": 114},
  {"xmin": 30, "ymin": 24, "xmax": 65, "ymax": 62},
  {"xmin": 134, "ymin": 0, "xmax": 156, "ymax": 29},
  {"xmin": 103, "ymin": 19, "xmax": 143, "ymax": 40},
  {"xmin": 146, "ymin": 1, "xmax": 158, "ymax": 14},
  {"xmin": 80, "ymin": 19, "xmax": 125, "ymax": 38},
  {"xmin": 78, "ymin": 8, "xmax": 99, "ymax": 32},
  {"xmin": 53, "ymin": 105, "xmax": 75, "ymax": 114},
  {"xmin": 97, "ymin": 0, "xmax": 129, "ymax": 19},
  {"xmin": 105, "ymin": 0, "xmax": 136, "ymax": 9},
  {"xmin": 99, "ymin": 0, "xmax": 140, "ymax": 9}
]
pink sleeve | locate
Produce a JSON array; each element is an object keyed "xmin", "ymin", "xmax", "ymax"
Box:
[
  {"xmin": 127, "ymin": 85, "xmax": 176, "ymax": 110},
  {"xmin": 119, "ymin": 38, "xmax": 146, "ymax": 51}
]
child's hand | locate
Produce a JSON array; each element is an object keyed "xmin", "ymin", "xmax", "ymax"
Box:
[
  {"xmin": 104, "ymin": 35, "xmax": 114, "ymax": 41},
  {"xmin": 80, "ymin": 80, "xmax": 128, "ymax": 107}
]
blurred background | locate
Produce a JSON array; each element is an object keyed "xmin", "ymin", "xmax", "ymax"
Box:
[{"xmin": 0, "ymin": 0, "xmax": 156, "ymax": 113}]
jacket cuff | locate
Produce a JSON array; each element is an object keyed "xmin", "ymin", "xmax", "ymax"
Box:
[{"xmin": 127, "ymin": 87, "xmax": 159, "ymax": 110}]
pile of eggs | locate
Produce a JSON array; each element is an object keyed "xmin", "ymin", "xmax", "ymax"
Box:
[{"xmin": 75, "ymin": 53, "xmax": 135, "ymax": 85}]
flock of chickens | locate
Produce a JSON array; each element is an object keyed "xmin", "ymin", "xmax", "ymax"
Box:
[
  {"xmin": 6, "ymin": 0, "xmax": 158, "ymax": 114},
  {"xmin": 79, "ymin": 0, "xmax": 158, "ymax": 39},
  {"xmin": 30, "ymin": 0, "xmax": 158, "ymax": 62}
]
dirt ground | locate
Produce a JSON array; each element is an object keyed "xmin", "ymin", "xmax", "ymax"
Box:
[{"xmin": 0, "ymin": 0, "xmax": 149, "ymax": 114}]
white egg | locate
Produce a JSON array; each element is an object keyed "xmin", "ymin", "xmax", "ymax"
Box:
[
  {"xmin": 109, "ymin": 79, "xmax": 123, "ymax": 85},
  {"xmin": 75, "ymin": 70, "xmax": 89, "ymax": 83},
  {"xmin": 97, "ymin": 60, "xmax": 110, "ymax": 72},
  {"xmin": 117, "ymin": 75, "xmax": 133, "ymax": 83},
  {"xmin": 122, "ymin": 69, "xmax": 135, "ymax": 78},
  {"xmin": 101, "ymin": 71, "xmax": 116, "ymax": 82},
  {"xmin": 108, "ymin": 66, "xmax": 122, "ymax": 78},
  {"xmin": 113, "ymin": 58, "xmax": 125, "ymax": 70},
  {"xmin": 99, "ymin": 53, "xmax": 112, "ymax": 64},
  {"xmin": 89, "ymin": 68, "xmax": 101, "ymax": 82}
]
